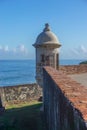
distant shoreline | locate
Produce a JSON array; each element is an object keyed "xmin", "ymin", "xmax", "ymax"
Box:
[{"xmin": 80, "ymin": 61, "xmax": 87, "ymax": 64}]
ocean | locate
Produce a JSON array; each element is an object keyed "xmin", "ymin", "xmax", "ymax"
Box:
[{"xmin": 0, "ymin": 59, "xmax": 83, "ymax": 87}]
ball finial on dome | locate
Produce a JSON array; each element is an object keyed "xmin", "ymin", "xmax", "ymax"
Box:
[
  {"xmin": 43, "ymin": 23, "xmax": 50, "ymax": 32},
  {"xmin": 33, "ymin": 23, "xmax": 61, "ymax": 48}
]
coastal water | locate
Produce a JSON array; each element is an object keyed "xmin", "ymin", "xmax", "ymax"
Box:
[
  {"xmin": 0, "ymin": 59, "xmax": 83, "ymax": 87},
  {"xmin": 0, "ymin": 60, "xmax": 35, "ymax": 87}
]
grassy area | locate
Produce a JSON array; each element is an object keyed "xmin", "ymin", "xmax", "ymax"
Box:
[{"xmin": 0, "ymin": 101, "xmax": 46, "ymax": 130}]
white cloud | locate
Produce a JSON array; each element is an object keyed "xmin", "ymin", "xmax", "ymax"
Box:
[
  {"xmin": 79, "ymin": 45, "xmax": 87, "ymax": 54},
  {"xmin": 60, "ymin": 45, "xmax": 87, "ymax": 59},
  {"xmin": 71, "ymin": 45, "xmax": 87, "ymax": 55},
  {"xmin": 70, "ymin": 45, "xmax": 87, "ymax": 59},
  {"xmin": 71, "ymin": 48, "xmax": 79, "ymax": 55},
  {"xmin": 0, "ymin": 45, "xmax": 2, "ymax": 50},
  {"xmin": 16, "ymin": 44, "xmax": 28, "ymax": 53},
  {"xmin": 0, "ymin": 45, "xmax": 9, "ymax": 52},
  {"xmin": 0, "ymin": 44, "xmax": 30, "ymax": 59},
  {"xmin": 0, "ymin": 44, "xmax": 28, "ymax": 54},
  {"xmin": 12, "ymin": 48, "xmax": 17, "ymax": 53},
  {"xmin": 3, "ymin": 45, "xmax": 9, "ymax": 52}
]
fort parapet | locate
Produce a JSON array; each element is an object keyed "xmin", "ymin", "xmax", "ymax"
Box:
[
  {"xmin": 43, "ymin": 66, "xmax": 87, "ymax": 130},
  {"xmin": 59, "ymin": 64, "xmax": 87, "ymax": 74},
  {"xmin": 0, "ymin": 64, "xmax": 87, "ymax": 129}
]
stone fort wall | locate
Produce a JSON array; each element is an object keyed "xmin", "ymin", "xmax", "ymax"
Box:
[
  {"xmin": 0, "ymin": 64, "xmax": 87, "ymax": 106},
  {"xmin": 0, "ymin": 83, "xmax": 42, "ymax": 106},
  {"xmin": 0, "ymin": 64, "xmax": 87, "ymax": 107},
  {"xmin": 43, "ymin": 66, "xmax": 87, "ymax": 130},
  {"xmin": 59, "ymin": 64, "xmax": 87, "ymax": 74}
]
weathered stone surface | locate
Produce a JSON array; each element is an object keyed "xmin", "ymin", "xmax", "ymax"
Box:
[
  {"xmin": 0, "ymin": 83, "xmax": 42, "ymax": 105},
  {"xmin": 59, "ymin": 64, "xmax": 87, "ymax": 74},
  {"xmin": 69, "ymin": 73, "xmax": 87, "ymax": 87},
  {"xmin": 33, "ymin": 24, "xmax": 61, "ymax": 87},
  {"xmin": 43, "ymin": 66, "xmax": 87, "ymax": 130}
]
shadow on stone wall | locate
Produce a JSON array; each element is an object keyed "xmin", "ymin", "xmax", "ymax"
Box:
[{"xmin": 0, "ymin": 102, "xmax": 47, "ymax": 130}]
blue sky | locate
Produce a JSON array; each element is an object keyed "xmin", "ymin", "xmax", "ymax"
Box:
[{"xmin": 0, "ymin": 0, "xmax": 87, "ymax": 59}]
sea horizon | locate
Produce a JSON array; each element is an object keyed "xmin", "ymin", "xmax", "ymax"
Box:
[{"xmin": 0, "ymin": 59, "xmax": 86, "ymax": 87}]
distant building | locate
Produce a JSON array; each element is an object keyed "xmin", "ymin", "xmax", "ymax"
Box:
[{"xmin": 33, "ymin": 23, "xmax": 61, "ymax": 87}]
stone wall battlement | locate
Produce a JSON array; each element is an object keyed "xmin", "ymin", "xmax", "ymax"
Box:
[
  {"xmin": 0, "ymin": 84, "xmax": 42, "ymax": 106},
  {"xmin": 43, "ymin": 66, "xmax": 87, "ymax": 130},
  {"xmin": 59, "ymin": 64, "xmax": 87, "ymax": 74}
]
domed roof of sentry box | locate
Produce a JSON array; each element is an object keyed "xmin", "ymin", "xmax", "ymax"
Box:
[{"xmin": 33, "ymin": 23, "xmax": 61, "ymax": 48}]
